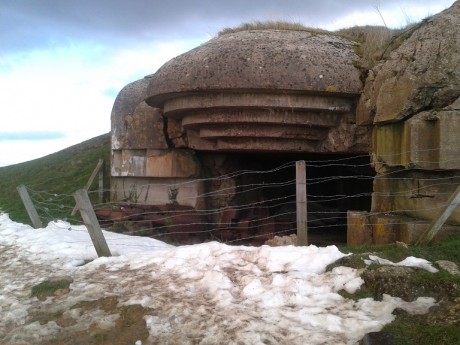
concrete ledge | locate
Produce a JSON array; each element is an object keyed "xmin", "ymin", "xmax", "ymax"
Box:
[{"xmin": 347, "ymin": 212, "xmax": 460, "ymax": 245}]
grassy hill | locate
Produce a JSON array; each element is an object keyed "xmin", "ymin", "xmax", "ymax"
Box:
[{"xmin": 0, "ymin": 133, "xmax": 110, "ymax": 225}]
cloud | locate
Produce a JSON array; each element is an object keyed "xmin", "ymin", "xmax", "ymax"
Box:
[
  {"xmin": 1, "ymin": 0, "xmax": 455, "ymax": 54},
  {"xmin": 0, "ymin": 131, "xmax": 66, "ymax": 141},
  {"xmin": 0, "ymin": 37, "xmax": 202, "ymax": 123},
  {"xmin": 0, "ymin": 0, "xmax": 456, "ymax": 167}
]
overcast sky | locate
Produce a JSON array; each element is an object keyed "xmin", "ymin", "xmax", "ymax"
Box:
[{"xmin": 0, "ymin": 0, "xmax": 456, "ymax": 166}]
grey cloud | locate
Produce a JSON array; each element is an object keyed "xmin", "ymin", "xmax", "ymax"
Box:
[{"xmin": 0, "ymin": 0, "xmax": 451, "ymax": 53}]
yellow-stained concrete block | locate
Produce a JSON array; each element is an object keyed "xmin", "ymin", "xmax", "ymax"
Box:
[
  {"xmin": 373, "ymin": 110, "xmax": 460, "ymax": 170},
  {"xmin": 372, "ymin": 122, "xmax": 405, "ymax": 167},
  {"xmin": 145, "ymin": 149, "xmax": 200, "ymax": 178},
  {"xmin": 372, "ymin": 216, "xmax": 400, "ymax": 244},
  {"xmin": 347, "ymin": 211, "xmax": 373, "ymax": 246}
]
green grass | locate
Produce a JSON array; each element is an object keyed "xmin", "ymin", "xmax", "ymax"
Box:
[
  {"xmin": 339, "ymin": 234, "xmax": 460, "ymax": 266},
  {"xmin": 334, "ymin": 235, "xmax": 460, "ymax": 344},
  {"xmin": 0, "ymin": 133, "xmax": 110, "ymax": 225},
  {"xmin": 31, "ymin": 278, "xmax": 72, "ymax": 298},
  {"xmin": 382, "ymin": 313, "xmax": 460, "ymax": 345}
]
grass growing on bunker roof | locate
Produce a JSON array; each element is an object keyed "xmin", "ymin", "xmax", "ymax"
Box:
[
  {"xmin": 217, "ymin": 20, "xmax": 329, "ymax": 36},
  {"xmin": 218, "ymin": 20, "xmax": 424, "ymax": 71}
]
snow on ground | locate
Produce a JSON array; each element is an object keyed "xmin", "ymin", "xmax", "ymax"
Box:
[{"xmin": 0, "ymin": 213, "xmax": 437, "ymax": 344}]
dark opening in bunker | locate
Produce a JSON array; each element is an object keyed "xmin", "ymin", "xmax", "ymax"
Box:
[{"xmin": 198, "ymin": 152, "xmax": 374, "ymax": 246}]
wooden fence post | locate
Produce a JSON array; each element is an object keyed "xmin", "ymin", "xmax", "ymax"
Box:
[
  {"xmin": 296, "ymin": 160, "xmax": 308, "ymax": 246},
  {"xmin": 71, "ymin": 159, "xmax": 104, "ymax": 216},
  {"xmin": 16, "ymin": 184, "xmax": 44, "ymax": 229},
  {"xmin": 415, "ymin": 184, "xmax": 460, "ymax": 245},
  {"xmin": 98, "ymin": 159, "xmax": 104, "ymax": 204},
  {"xmin": 74, "ymin": 189, "xmax": 112, "ymax": 257}
]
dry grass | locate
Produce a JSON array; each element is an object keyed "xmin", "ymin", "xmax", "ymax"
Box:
[
  {"xmin": 336, "ymin": 25, "xmax": 398, "ymax": 69},
  {"xmin": 336, "ymin": 24, "xmax": 423, "ymax": 70},
  {"xmin": 217, "ymin": 20, "xmax": 328, "ymax": 36},
  {"xmin": 217, "ymin": 20, "xmax": 423, "ymax": 70}
]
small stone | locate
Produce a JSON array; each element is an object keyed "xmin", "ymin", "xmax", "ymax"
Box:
[
  {"xmin": 395, "ymin": 241, "xmax": 408, "ymax": 249},
  {"xmin": 435, "ymin": 260, "xmax": 460, "ymax": 276},
  {"xmin": 53, "ymin": 288, "xmax": 70, "ymax": 297},
  {"xmin": 265, "ymin": 234, "xmax": 297, "ymax": 246}
]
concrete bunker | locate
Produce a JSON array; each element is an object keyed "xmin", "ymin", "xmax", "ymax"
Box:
[
  {"xmin": 109, "ymin": 5, "xmax": 460, "ymax": 246},
  {"xmin": 108, "ymin": 29, "xmax": 374, "ymax": 245}
]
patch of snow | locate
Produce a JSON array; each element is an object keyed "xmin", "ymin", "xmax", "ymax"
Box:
[
  {"xmin": 0, "ymin": 212, "xmax": 438, "ymax": 344},
  {"xmin": 364, "ymin": 255, "xmax": 439, "ymax": 273}
]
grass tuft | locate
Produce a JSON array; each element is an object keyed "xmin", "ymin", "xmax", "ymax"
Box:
[
  {"xmin": 31, "ymin": 278, "xmax": 72, "ymax": 298},
  {"xmin": 217, "ymin": 20, "xmax": 328, "ymax": 36}
]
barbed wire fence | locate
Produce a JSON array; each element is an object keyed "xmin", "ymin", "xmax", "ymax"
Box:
[{"xmin": 14, "ymin": 152, "xmax": 460, "ymax": 252}]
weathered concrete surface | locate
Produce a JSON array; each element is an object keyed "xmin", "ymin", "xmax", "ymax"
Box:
[
  {"xmin": 140, "ymin": 30, "xmax": 367, "ymax": 153},
  {"xmin": 357, "ymin": 2, "xmax": 460, "ymax": 124},
  {"xmin": 112, "ymin": 149, "xmax": 146, "ymax": 177},
  {"xmin": 110, "ymin": 176, "xmax": 205, "ymax": 209},
  {"xmin": 163, "ymin": 93, "xmax": 354, "ymax": 115},
  {"xmin": 373, "ymin": 99, "xmax": 460, "ymax": 170},
  {"xmin": 363, "ymin": 2, "xmax": 460, "ymax": 244},
  {"xmin": 372, "ymin": 170, "xmax": 460, "ymax": 225},
  {"xmin": 347, "ymin": 212, "xmax": 460, "ymax": 245},
  {"xmin": 318, "ymin": 113, "xmax": 371, "ymax": 153},
  {"xmin": 112, "ymin": 149, "xmax": 200, "ymax": 178},
  {"xmin": 145, "ymin": 30, "xmax": 362, "ymax": 106},
  {"xmin": 145, "ymin": 149, "xmax": 201, "ymax": 178},
  {"xmin": 111, "ymin": 78, "xmax": 167, "ymax": 151},
  {"xmin": 181, "ymin": 109, "xmax": 343, "ymax": 128},
  {"xmin": 347, "ymin": 211, "xmax": 373, "ymax": 246}
]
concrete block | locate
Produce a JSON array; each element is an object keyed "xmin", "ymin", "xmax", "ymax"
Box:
[
  {"xmin": 372, "ymin": 122, "xmax": 406, "ymax": 167},
  {"xmin": 110, "ymin": 176, "xmax": 205, "ymax": 209},
  {"xmin": 145, "ymin": 149, "xmax": 201, "ymax": 178},
  {"xmin": 372, "ymin": 170, "xmax": 460, "ymax": 225},
  {"xmin": 373, "ymin": 110, "xmax": 460, "ymax": 170},
  {"xmin": 399, "ymin": 221, "xmax": 460, "ymax": 243},
  {"xmin": 347, "ymin": 211, "xmax": 373, "ymax": 246},
  {"xmin": 111, "ymin": 149, "xmax": 146, "ymax": 177},
  {"xmin": 372, "ymin": 216, "xmax": 400, "ymax": 244},
  {"xmin": 437, "ymin": 111, "xmax": 460, "ymax": 170}
]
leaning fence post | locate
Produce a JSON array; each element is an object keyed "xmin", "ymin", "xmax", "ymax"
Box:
[
  {"xmin": 296, "ymin": 160, "xmax": 308, "ymax": 246},
  {"xmin": 415, "ymin": 184, "xmax": 460, "ymax": 245},
  {"xmin": 16, "ymin": 184, "xmax": 43, "ymax": 229},
  {"xmin": 74, "ymin": 189, "xmax": 112, "ymax": 257},
  {"xmin": 98, "ymin": 159, "xmax": 104, "ymax": 203},
  {"xmin": 71, "ymin": 159, "xmax": 105, "ymax": 216}
]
